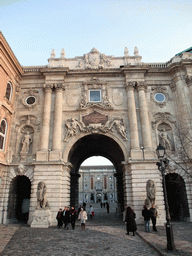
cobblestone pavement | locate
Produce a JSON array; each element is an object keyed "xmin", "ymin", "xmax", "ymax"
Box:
[
  {"xmin": 137, "ymin": 221, "xmax": 192, "ymax": 256},
  {"xmin": 0, "ymin": 204, "xmax": 191, "ymax": 256}
]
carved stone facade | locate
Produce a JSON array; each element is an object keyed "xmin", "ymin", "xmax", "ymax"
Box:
[{"xmin": 0, "ymin": 32, "xmax": 192, "ymax": 226}]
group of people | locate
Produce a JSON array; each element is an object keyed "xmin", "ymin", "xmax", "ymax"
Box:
[
  {"xmin": 56, "ymin": 203, "xmax": 94, "ymax": 230},
  {"xmin": 124, "ymin": 204, "xmax": 158, "ymax": 236},
  {"xmin": 142, "ymin": 204, "xmax": 158, "ymax": 232},
  {"xmin": 56, "ymin": 206, "xmax": 78, "ymax": 230},
  {"xmin": 100, "ymin": 202, "xmax": 110, "ymax": 213}
]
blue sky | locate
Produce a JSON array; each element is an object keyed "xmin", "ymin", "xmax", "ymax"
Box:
[{"xmin": 1, "ymin": 0, "xmax": 192, "ymax": 66}]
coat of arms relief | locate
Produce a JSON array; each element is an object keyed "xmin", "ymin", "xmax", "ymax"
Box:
[{"xmin": 76, "ymin": 48, "xmax": 112, "ymax": 69}]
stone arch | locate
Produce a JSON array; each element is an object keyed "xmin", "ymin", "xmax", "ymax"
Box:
[
  {"xmin": 7, "ymin": 168, "xmax": 33, "ymax": 222},
  {"xmin": 63, "ymin": 132, "xmax": 128, "ymax": 164},
  {"xmin": 65, "ymin": 133, "xmax": 127, "ymax": 210},
  {"xmin": 165, "ymin": 173, "xmax": 190, "ymax": 220}
]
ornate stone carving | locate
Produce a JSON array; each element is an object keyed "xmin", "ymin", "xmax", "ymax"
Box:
[
  {"xmin": 157, "ymin": 123, "xmax": 174, "ymax": 151},
  {"xmin": 77, "ymin": 48, "xmax": 112, "ymax": 69},
  {"xmin": 19, "ymin": 115, "xmax": 41, "ymax": 129},
  {"xmin": 170, "ymin": 82, "xmax": 176, "ymax": 92},
  {"xmin": 22, "ymin": 89, "xmax": 39, "ymax": 109},
  {"xmin": 137, "ymin": 82, "xmax": 147, "ymax": 92},
  {"xmin": 185, "ymin": 75, "xmax": 192, "ymax": 87},
  {"xmin": 158, "ymin": 127, "xmax": 172, "ymax": 150},
  {"xmin": 145, "ymin": 180, "xmax": 156, "ymax": 206},
  {"xmin": 78, "ymin": 87, "xmax": 112, "ymax": 110},
  {"xmin": 64, "ymin": 117, "xmax": 128, "ymax": 141},
  {"xmin": 20, "ymin": 131, "xmax": 32, "ymax": 154},
  {"xmin": 124, "ymin": 47, "xmax": 129, "ymax": 56},
  {"xmin": 150, "ymin": 86, "xmax": 169, "ymax": 108},
  {"xmin": 152, "ymin": 112, "xmax": 175, "ymax": 130},
  {"xmin": 15, "ymin": 164, "xmax": 27, "ymax": 176},
  {"xmin": 134, "ymin": 46, "xmax": 139, "ymax": 56},
  {"xmin": 43, "ymin": 83, "xmax": 65, "ymax": 90},
  {"xmin": 36, "ymin": 181, "xmax": 49, "ymax": 210}
]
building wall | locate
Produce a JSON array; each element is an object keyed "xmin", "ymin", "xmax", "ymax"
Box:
[{"xmin": 0, "ymin": 33, "xmax": 192, "ymax": 225}]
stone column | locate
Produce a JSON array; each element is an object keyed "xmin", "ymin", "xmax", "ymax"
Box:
[
  {"xmin": 126, "ymin": 82, "xmax": 142, "ymax": 159},
  {"xmin": 50, "ymin": 83, "xmax": 64, "ymax": 161},
  {"xmin": 137, "ymin": 82, "xmax": 152, "ymax": 149},
  {"xmin": 36, "ymin": 84, "xmax": 52, "ymax": 161},
  {"xmin": 172, "ymin": 76, "xmax": 192, "ymax": 129},
  {"xmin": 185, "ymin": 75, "xmax": 192, "ymax": 109}
]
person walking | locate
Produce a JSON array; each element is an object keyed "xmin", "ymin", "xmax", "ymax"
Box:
[
  {"xmin": 142, "ymin": 205, "xmax": 151, "ymax": 232},
  {"xmin": 70, "ymin": 206, "xmax": 77, "ymax": 230},
  {"xmin": 89, "ymin": 205, "xmax": 94, "ymax": 219},
  {"xmin": 65, "ymin": 206, "xmax": 71, "ymax": 230},
  {"xmin": 150, "ymin": 204, "xmax": 158, "ymax": 232},
  {"xmin": 62, "ymin": 206, "xmax": 67, "ymax": 229},
  {"xmin": 125, "ymin": 206, "xmax": 137, "ymax": 236},
  {"xmin": 56, "ymin": 208, "xmax": 63, "ymax": 228},
  {"xmin": 106, "ymin": 202, "xmax": 110, "ymax": 213},
  {"xmin": 78, "ymin": 208, "xmax": 88, "ymax": 230}
]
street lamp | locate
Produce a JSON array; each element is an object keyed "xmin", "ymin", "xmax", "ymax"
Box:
[{"xmin": 156, "ymin": 143, "xmax": 175, "ymax": 251}]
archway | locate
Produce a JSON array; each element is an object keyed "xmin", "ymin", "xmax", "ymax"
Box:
[
  {"xmin": 165, "ymin": 173, "xmax": 190, "ymax": 221},
  {"xmin": 68, "ymin": 134, "xmax": 125, "ymax": 211},
  {"xmin": 8, "ymin": 176, "xmax": 31, "ymax": 222}
]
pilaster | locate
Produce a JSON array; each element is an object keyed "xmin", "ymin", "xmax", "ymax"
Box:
[
  {"xmin": 125, "ymin": 82, "xmax": 142, "ymax": 159},
  {"xmin": 50, "ymin": 83, "xmax": 65, "ymax": 161},
  {"xmin": 137, "ymin": 82, "xmax": 155, "ymax": 159},
  {"xmin": 36, "ymin": 84, "xmax": 52, "ymax": 161}
]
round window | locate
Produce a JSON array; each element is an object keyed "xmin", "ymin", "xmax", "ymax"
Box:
[
  {"xmin": 154, "ymin": 93, "xmax": 165, "ymax": 102},
  {"xmin": 26, "ymin": 96, "xmax": 36, "ymax": 105}
]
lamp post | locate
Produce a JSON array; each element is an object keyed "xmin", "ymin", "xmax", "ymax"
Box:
[{"xmin": 156, "ymin": 143, "xmax": 175, "ymax": 251}]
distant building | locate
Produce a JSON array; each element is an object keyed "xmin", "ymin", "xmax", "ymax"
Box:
[{"xmin": 79, "ymin": 165, "xmax": 117, "ymax": 204}]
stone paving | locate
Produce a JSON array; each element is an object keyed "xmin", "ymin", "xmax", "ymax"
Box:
[
  {"xmin": 137, "ymin": 221, "xmax": 192, "ymax": 256},
  {"xmin": 0, "ymin": 204, "xmax": 191, "ymax": 256}
]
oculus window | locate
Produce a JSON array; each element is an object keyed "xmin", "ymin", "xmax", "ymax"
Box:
[
  {"xmin": 154, "ymin": 93, "xmax": 165, "ymax": 102},
  {"xmin": 26, "ymin": 96, "xmax": 36, "ymax": 105},
  {"xmin": 89, "ymin": 90, "xmax": 101, "ymax": 102}
]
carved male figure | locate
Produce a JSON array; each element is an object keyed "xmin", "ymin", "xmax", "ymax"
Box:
[{"xmin": 21, "ymin": 131, "xmax": 32, "ymax": 153}]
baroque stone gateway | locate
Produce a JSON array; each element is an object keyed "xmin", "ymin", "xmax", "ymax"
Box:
[{"xmin": 0, "ymin": 31, "xmax": 192, "ymax": 227}]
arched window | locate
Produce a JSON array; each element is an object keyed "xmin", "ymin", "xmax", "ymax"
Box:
[
  {"xmin": 0, "ymin": 119, "xmax": 7, "ymax": 150},
  {"xmin": 5, "ymin": 82, "xmax": 12, "ymax": 101}
]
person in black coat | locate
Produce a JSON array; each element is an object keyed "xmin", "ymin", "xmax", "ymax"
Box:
[
  {"xmin": 70, "ymin": 206, "xmax": 77, "ymax": 230},
  {"xmin": 142, "ymin": 205, "xmax": 151, "ymax": 232},
  {"xmin": 125, "ymin": 206, "xmax": 137, "ymax": 236},
  {"xmin": 56, "ymin": 208, "xmax": 63, "ymax": 228}
]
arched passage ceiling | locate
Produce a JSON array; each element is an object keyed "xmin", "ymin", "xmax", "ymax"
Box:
[{"xmin": 68, "ymin": 134, "xmax": 125, "ymax": 173}]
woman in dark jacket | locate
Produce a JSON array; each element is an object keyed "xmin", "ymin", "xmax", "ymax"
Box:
[
  {"xmin": 125, "ymin": 206, "xmax": 137, "ymax": 236},
  {"xmin": 56, "ymin": 208, "xmax": 63, "ymax": 228}
]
